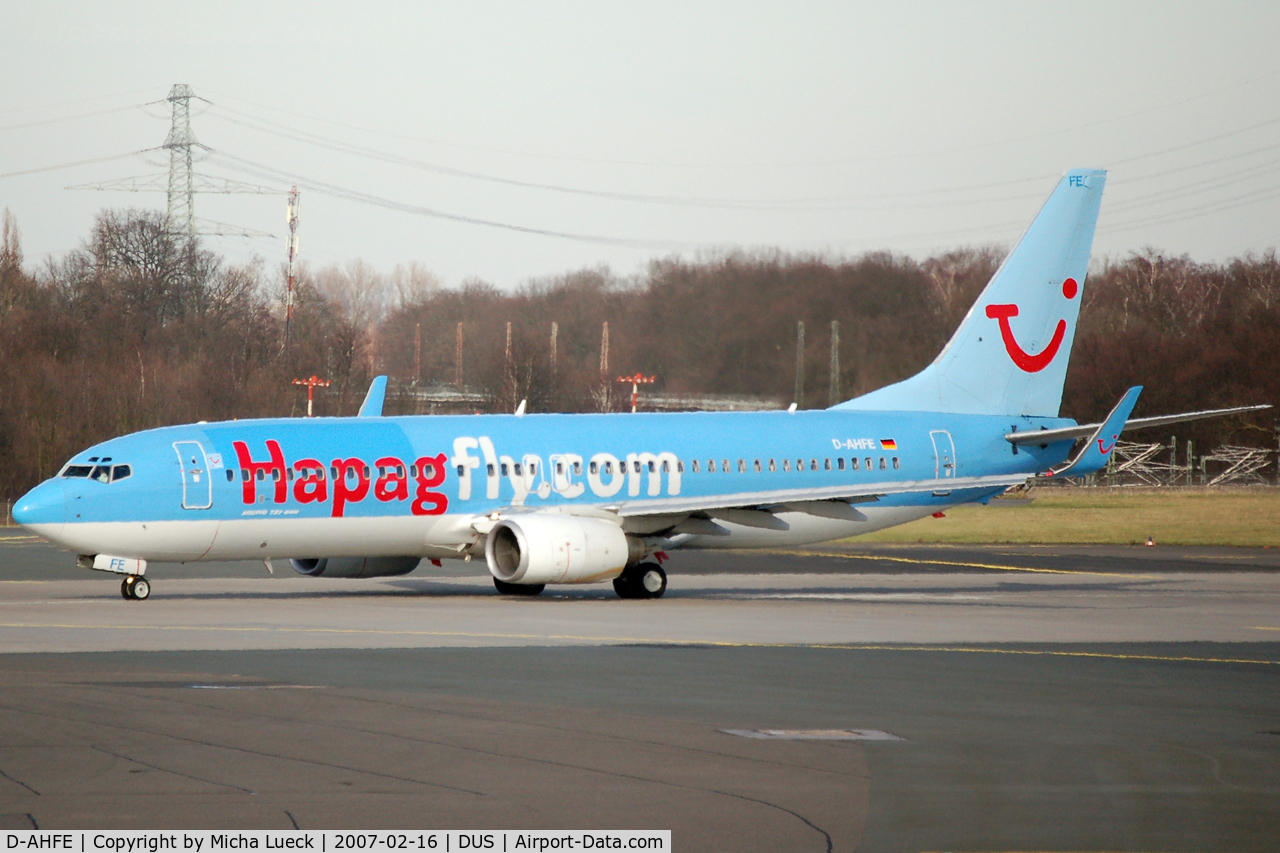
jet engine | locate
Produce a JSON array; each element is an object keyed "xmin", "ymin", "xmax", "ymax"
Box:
[
  {"xmin": 486, "ymin": 514, "xmax": 642, "ymax": 585},
  {"xmin": 289, "ymin": 556, "xmax": 421, "ymax": 578}
]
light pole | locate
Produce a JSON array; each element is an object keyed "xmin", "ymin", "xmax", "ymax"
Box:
[
  {"xmin": 292, "ymin": 375, "xmax": 331, "ymax": 417},
  {"xmin": 616, "ymin": 373, "xmax": 656, "ymax": 413}
]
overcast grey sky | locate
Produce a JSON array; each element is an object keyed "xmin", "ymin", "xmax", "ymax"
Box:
[{"xmin": 2, "ymin": 1, "xmax": 1278, "ymax": 288}]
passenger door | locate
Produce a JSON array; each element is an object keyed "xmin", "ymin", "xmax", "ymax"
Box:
[{"xmin": 173, "ymin": 441, "xmax": 213, "ymax": 509}]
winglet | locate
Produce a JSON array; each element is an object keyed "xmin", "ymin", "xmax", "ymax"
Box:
[
  {"xmin": 358, "ymin": 376, "xmax": 388, "ymax": 417},
  {"xmin": 1044, "ymin": 386, "xmax": 1142, "ymax": 478}
]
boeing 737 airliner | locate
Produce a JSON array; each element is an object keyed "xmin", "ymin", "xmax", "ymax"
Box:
[{"xmin": 12, "ymin": 169, "xmax": 1265, "ymax": 600}]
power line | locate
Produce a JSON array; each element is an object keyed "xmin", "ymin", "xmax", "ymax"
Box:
[
  {"xmin": 0, "ymin": 87, "xmax": 161, "ymax": 117},
  {"xmin": 0, "ymin": 151, "xmax": 145, "ymax": 180},
  {"xmin": 202, "ymin": 66, "xmax": 1280, "ymax": 171},
  {"xmin": 204, "ymin": 149, "xmax": 692, "ymax": 249},
  {"xmin": 0, "ymin": 104, "xmax": 142, "ymax": 134},
  {"xmin": 204, "ymin": 106, "xmax": 1057, "ymax": 213}
]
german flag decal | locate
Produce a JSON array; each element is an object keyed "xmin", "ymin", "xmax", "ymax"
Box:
[{"xmin": 879, "ymin": 439, "xmax": 898, "ymax": 450}]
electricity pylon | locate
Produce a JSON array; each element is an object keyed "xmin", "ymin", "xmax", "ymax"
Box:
[{"xmin": 68, "ymin": 83, "xmax": 277, "ymax": 240}]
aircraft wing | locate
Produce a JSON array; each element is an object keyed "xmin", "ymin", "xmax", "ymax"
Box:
[
  {"xmin": 1004, "ymin": 404, "xmax": 1271, "ymax": 446},
  {"xmin": 468, "ymin": 471, "xmax": 1029, "ymax": 537}
]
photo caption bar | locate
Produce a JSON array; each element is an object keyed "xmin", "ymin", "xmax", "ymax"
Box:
[{"xmin": 4, "ymin": 831, "xmax": 669, "ymax": 853}]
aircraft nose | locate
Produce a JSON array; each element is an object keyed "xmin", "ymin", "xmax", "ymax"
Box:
[{"xmin": 12, "ymin": 479, "xmax": 66, "ymax": 538}]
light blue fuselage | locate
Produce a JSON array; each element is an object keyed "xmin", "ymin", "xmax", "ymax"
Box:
[{"xmin": 16, "ymin": 408, "xmax": 1073, "ymax": 563}]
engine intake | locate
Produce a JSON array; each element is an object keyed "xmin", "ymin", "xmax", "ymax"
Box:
[
  {"xmin": 289, "ymin": 556, "xmax": 421, "ymax": 578},
  {"xmin": 486, "ymin": 515, "xmax": 640, "ymax": 585}
]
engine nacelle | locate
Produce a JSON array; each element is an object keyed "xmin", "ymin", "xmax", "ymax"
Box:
[
  {"xmin": 486, "ymin": 515, "xmax": 641, "ymax": 585},
  {"xmin": 289, "ymin": 556, "xmax": 421, "ymax": 578}
]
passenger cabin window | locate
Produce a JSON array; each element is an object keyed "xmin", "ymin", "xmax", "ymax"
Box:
[
  {"xmin": 513, "ymin": 463, "xmax": 523, "ymax": 476},
  {"xmin": 61, "ymin": 465, "xmax": 93, "ymax": 478},
  {"xmin": 851, "ymin": 457, "xmax": 859, "ymax": 470},
  {"xmin": 226, "ymin": 469, "xmax": 235, "ymax": 482},
  {"xmin": 677, "ymin": 460, "xmax": 684, "ymax": 473},
  {"xmin": 879, "ymin": 457, "xmax": 887, "ymax": 469},
  {"xmin": 837, "ymin": 458, "xmax": 846, "ymax": 471},
  {"xmin": 722, "ymin": 459, "xmax": 730, "ymax": 473},
  {"xmin": 487, "ymin": 463, "xmax": 496, "ymax": 476},
  {"xmin": 796, "ymin": 459, "xmax": 804, "ymax": 471},
  {"xmin": 782, "ymin": 459, "xmax": 790, "ymax": 472},
  {"xmin": 865, "ymin": 457, "xmax": 873, "ymax": 470},
  {"xmin": 573, "ymin": 461, "xmax": 582, "ymax": 475},
  {"xmin": 590, "ymin": 461, "xmax": 599, "ymax": 475},
  {"xmin": 753, "ymin": 459, "xmax": 762, "ymax": 472},
  {"xmin": 768, "ymin": 459, "xmax": 777, "ymax": 472},
  {"xmin": 892, "ymin": 457, "xmax": 901, "ymax": 469},
  {"xmin": 707, "ymin": 459, "xmax": 716, "ymax": 473},
  {"xmin": 691, "ymin": 460, "xmax": 700, "ymax": 472},
  {"xmin": 810, "ymin": 459, "xmax": 818, "ymax": 471},
  {"xmin": 738, "ymin": 460, "xmax": 746, "ymax": 473},
  {"xmin": 556, "ymin": 461, "xmax": 564, "ymax": 475}
]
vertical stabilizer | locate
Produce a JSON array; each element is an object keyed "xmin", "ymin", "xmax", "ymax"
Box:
[{"xmin": 835, "ymin": 169, "xmax": 1106, "ymax": 417}]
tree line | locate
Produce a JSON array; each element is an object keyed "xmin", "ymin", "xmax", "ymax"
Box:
[{"xmin": 1, "ymin": 207, "xmax": 1276, "ymax": 500}]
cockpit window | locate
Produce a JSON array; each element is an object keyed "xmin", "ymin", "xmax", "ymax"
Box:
[{"xmin": 61, "ymin": 462, "xmax": 132, "ymax": 481}]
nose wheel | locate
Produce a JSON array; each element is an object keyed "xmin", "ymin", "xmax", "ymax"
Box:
[{"xmin": 121, "ymin": 575, "xmax": 150, "ymax": 600}]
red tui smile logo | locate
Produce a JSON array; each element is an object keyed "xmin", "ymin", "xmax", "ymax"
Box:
[{"xmin": 985, "ymin": 278, "xmax": 1078, "ymax": 373}]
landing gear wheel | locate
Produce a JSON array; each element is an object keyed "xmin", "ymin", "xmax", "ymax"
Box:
[
  {"xmin": 612, "ymin": 575, "xmax": 637, "ymax": 599},
  {"xmin": 131, "ymin": 577, "xmax": 150, "ymax": 600},
  {"xmin": 637, "ymin": 564, "xmax": 667, "ymax": 599},
  {"xmin": 614, "ymin": 562, "xmax": 667, "ymax": 599},
  {"xmin": 493, "ymin": 577, "xmax": 545, "ymax": 596},
  {"xmin": 121, "ymin": 578, "xmax": 132, "ymax": 599}
]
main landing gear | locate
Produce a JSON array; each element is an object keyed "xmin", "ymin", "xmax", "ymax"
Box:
[
  {"xmin": 120, "ymin": 575, "xmax": 150, "ymax": 601},
  {"xmin": 613, "ymin": 562, "xmax": 667, "ymax": 600}
]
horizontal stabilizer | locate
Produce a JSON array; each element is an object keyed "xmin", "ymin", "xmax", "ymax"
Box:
[
  {"xmin": 358, "ymin": 375, "xmax": 388, "ymax": 417},
  {"xmin": 1043, "ymin": 386, "xmax": 1141, "ymax": 478},
  {"xmin": 1005, "ymin": 404, "xmax": 1272, "ymax": 446}
]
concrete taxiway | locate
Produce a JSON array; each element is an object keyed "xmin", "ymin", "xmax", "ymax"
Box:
[{"xmin": 0, "ymin": 534, "xmax": 1277, "ymax": 851}]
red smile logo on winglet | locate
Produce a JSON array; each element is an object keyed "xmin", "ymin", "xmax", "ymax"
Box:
[{"xmin": 985, "ymin": 278, "xmax": 1078, "ymax": 373}]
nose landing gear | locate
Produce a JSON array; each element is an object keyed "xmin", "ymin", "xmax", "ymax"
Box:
[{"xmin": 121, "ymin": 575, "xmax": 151, "ymax": 600}]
